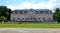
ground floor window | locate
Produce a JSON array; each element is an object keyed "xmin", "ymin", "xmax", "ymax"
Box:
[
  {"xmin": 43, "ymin": 17, "xmax": 46, "ymax": 21},
  {"xmin": 22, "ymin": 17, "xmax": 40, "ymax": 21}
]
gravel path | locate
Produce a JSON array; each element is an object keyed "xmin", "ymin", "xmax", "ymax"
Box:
[{"xmin": 0, "ymin": 28, "xmax": 60, "ymax": 33}]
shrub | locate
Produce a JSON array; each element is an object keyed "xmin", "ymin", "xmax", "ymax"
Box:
[{"xmin": 0, "ymin": 16, "xmax": 7, "ymax": 22}]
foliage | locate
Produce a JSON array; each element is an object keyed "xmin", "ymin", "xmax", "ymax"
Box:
[
  {"xmin": 53, "ymin": 8, "xmax": 60, "ymax": 22},
  {"xmin": 0, "ymin": 6, "xmax": 11, "ymax": 20},
  {"xmin": 0, "ymin": 16, "xmax": 7, "ymax": 22}
]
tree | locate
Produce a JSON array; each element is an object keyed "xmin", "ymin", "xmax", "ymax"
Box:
[
  {"xmin": 0, "ymin": 6, "xmax": 11, "ymax": 21},
  {"xmin": 53, "ymin": 8, "xmax": 60, "ymax": 22},
  {"xmin": 7, "ymin": 9, "xmax": 11, "ymax": 20},
  {"xmin": 0, "ymin": 16, "xmax": 7, "ymax": 23},
  {"xmin": 0, "ymin": 16, "xmax": 7, "ymax": 21}
]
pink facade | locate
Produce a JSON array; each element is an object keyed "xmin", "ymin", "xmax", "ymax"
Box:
[{"xmin": 11, "ymin": 9, "xmax": 53, "ymax": 22}]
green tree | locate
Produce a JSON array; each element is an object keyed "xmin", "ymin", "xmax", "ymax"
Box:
[
  {"xmin": 53, "ymin": 8, "xmax": 60, "ymax": 22},
  {"xmin": 0, "ymin": 16, "xmax": 7, "ymax": 23},
  {"xmin": 0, "ymin": 16, "xmax": 7, "ymax": 21},
  {"xmin": 0, "ymin": 6, "xmax": 11, "ymax": 20},
  {"xmin": 7, "ymin": 9, "xmax": 11, "ymax": 20}
]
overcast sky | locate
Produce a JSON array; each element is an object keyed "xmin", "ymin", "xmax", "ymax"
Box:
[{"xmin": 0, "ymin": 0, "xmax": 60, "ymax": 12}]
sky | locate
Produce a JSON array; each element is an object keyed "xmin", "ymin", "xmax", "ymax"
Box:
[{"xmin": 0, "ymin": 0, "xmax": 60, "ymax": 12}]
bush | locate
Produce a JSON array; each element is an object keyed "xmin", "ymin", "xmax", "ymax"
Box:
[{"xmin": 0, "ymin": 16, "xmax": 7, "ymax": 22}]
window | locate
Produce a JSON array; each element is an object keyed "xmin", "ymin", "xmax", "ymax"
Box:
[
  {"xmin": 40, "ymin": 11, "xmax": 44, "ymax": 14},
  {"xmin": 18, "ymin": 18, "xmax": 20, "ymax": 20},
  {"xmin": 24, "ymin": 18, "xmax": 29, "ymax": 21},
  {"xmin": 33, "ymin": 17, "xmax": 36, "ymax": 20},
  {"xmin": 22, "ymin": 18, "xmax": 25, "ymax": 21},
  {"xmin": 23, "ymin": 18, "xmax": 26, "ymax": 21},
  {"xmin": 43, "ymin": 17, "xmax": 46, "ymax": 21},
  {"xmin": 38, "ymin": 17, "xmax": 40, "ymax": 21},
  {"xmin": 35, "ymin": 11, "xmax": 39, "ymax": 14},
  {"xmin": 13, "ymin": 17, "xmax": 15, "ymax": 20},
  {"xmin": 17, "ymin": 18, "xmax": 20, "ymax": 21},
  {"xmin": 11, "ymin": 11, "xmax": 14, "ymax": 14},
  {"xmin": 24, "ymin": 11, "xmax": 28, "ymax": 14},
  {"xmin": 19, "ymin": 11, "xmax": 23, "ymax": 14},
  {"xmin": 13, "ymin": 11, "xmax": 15, "ymax": 14},
  {"xmin": 29, "ymin": 17, "xmax": 32, "ymax": 20},
  {"xmin": 49, "ymin": 10, "xmax": 52, "ymax": 13},
  {"xmin": 38, "ymin": 17, "xmax": 40, "ymax": 20},
  {"xmin": 49, "ymin": 17, "xmax": 51, "ymax": 20},
  {"xmin": 29, "ymin": 11, "xmax": 33, "ymax": 14},
  {"xmin": 45, "ymin": 11, "xmax": 49, "ymax": 14},
  {"xmin": 15, "ymin": 11, "xmax": 18, "ymax": 14},
  {"xmin": 27, "ymin": 18, "xmax": 30, "ymax": 21}
]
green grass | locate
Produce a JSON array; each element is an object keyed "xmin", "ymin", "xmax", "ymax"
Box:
[{"xmin": 0, "ymin": 24, "xmax": 60, "ymax": 28}]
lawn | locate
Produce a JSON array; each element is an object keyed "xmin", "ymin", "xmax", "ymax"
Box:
[{"xmin": 0, "ymin": 24, "xmax": 60, "ymax": 28}]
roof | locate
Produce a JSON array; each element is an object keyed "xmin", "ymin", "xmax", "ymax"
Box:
[{"xmin": 12, "ymin": 9, "xmax": 52, "ymax": 11}]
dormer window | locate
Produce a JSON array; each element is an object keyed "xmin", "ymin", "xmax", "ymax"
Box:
[
  {"xmin": 49, "ymin": 10, "xmax": 52, "ymax": 13},
  {"xmin": 15, "ymin": 11, "xmax": 18, "ymax": 14},
  {"xmin": 13, "ymin": 12, "xmax": 15, "ymax": 14},
  {"xmin": 40, "ymin": 11, "xmax": 44, "ymax": 14},
  {"xmin": 45, "ymin": 11, "xmax": 49, "ymax": 14},
  {"xmin": 24, "ymin": 11, "xmax": 28, "ymax": 14},
  {"xmin": 35, "ymin": 11, "xmax": 39, "ymax": 14},
  {"xmin": 19, "ymin": 11, "xmax": 23, "ymax": 14}
]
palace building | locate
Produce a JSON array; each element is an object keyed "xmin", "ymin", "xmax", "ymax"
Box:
[{"xmin": 11, "ymin": 9, "xmax": 53, "ymax": 22}]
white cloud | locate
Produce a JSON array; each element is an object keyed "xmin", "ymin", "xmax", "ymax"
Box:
[
  {"xmin": 19, "ymin": 2, "xmax": 32, "ymax": 9},
  {"xmin": 50, "ymin": 0, "xmax": 57, "ymax": 3},
  {"xmin": 18, "ymin": 2, "xmax": 54, "ymax": 10},
  {"xmin": 8, "ymin": 5, "xmax": 15, "ymax": 10},
  {"xmin": 8, "ymin": 0, "xmax": 60, "ymax": 11}
]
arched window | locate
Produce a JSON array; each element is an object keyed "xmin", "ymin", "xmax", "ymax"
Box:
[
  {"xmin": 17, "ymin": 18, "xmax": 20, "ymax": 21},
  {"xmin": 12, "ymin": 17, "xmax": 15, "ymax": 20},
  {"xmin": 18, "ymin": 18, "xmax": 20, "ymax": 20},
  {"xmin": 49, "ymin": 17, "xmax": 51, "ymax": 20},
  {"xmin": 43, "ymin": 17, "xmax": 46, "ymax": 21}
]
